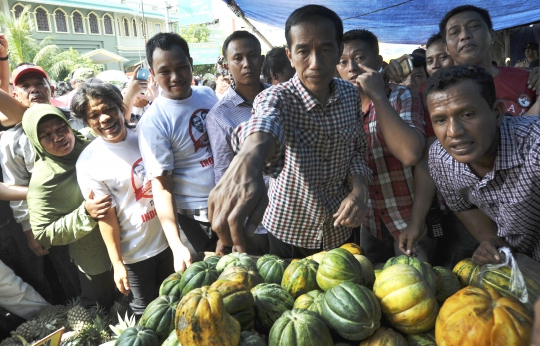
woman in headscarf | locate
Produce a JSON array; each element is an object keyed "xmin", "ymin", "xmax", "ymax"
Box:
[
  {"xmin": 70, "ymin": 81, "xmax": 190, "ymax": 317},
  {"xmin": 23, "ymin": 104, "xmax": 115, "ymax": 309}
]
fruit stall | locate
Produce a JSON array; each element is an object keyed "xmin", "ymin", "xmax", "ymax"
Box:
[{"xmin": 2, "ymin": 243, "xmax": 537, "ymax": 346}]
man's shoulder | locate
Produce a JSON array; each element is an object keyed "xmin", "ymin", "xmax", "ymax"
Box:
[
  {"xmin": 505, "ymin": 115, "xmax": 540, "ymax": 141},
  {"xmin": 192, "ymin": 86, "xmax": 219, "ymax": 102}
]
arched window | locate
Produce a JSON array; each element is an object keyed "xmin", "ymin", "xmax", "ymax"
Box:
[
  {"xmin": 140, "ymin": 19, "xmax": 147, "ymax": 38},
  {"xmin": 73, "ymin": 11, "xmax": 84, "ymax": 33},
  {"xmin": 13, "ymin": 4, "xmax": 24, "ymax": 19},
  {"xmin": 103, "ymin": 14, "xmax": 113, "ymax": 35},
  {"xmin": 123, "ymin": 18, "xmax": 129, "ymax": 36},
  {"xmin": 35, "ymin": 7, "xmax": 49, "ymax": 32},
  {"xmin": 132, "ymin": 18, "xmax": 137, "ymax": 37},
  {"xmin": 54, "ymin": 9, "xmax": 67, "ymax": 33},
  {"xmin": 89, "ymin": 13, "xmax": 99, "ymax": 34}
]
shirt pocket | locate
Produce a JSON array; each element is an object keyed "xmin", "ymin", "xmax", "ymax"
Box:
[{"xmin": 294, "ymin": 127, "xmax": 318, "ymax": 147}]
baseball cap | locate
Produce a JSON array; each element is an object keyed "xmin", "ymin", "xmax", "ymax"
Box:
[
  {"xmin": 524, "ymin": 42, "xmax": 539, "ymax": 50},
  {"xmin": 12, "ymin": 65, "xmax": 50, "ymax": 86},
  {"xmin": 72, "ymin": 68, "xmax": 95, "ymax": 82}
]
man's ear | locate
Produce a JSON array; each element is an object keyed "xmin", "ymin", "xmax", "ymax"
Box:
[
  {"xmin": 444, "ymin": 43, "xmax": 449, "ymax": 55},
  {"xmin": 285, "ymin": 47, "xmax": 294, "ymax": 69},
  {"xmin": 189, "ymin": 57, "xmax": 194, "ymax": 72},
  {"xmin": 223, "ymin": 62, "xmax": 229, "ymax": 71},
  {"xmin": 149, "ymin": 67, "xmax": 155, "ymax": 76},
  {"xmin": 493, "ymin": 100, "xmax": 505, "ymax": 126}
]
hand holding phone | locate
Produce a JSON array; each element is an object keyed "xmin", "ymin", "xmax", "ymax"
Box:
[
  {"xmin": 398, "ymin": 56, "xmax": 414, "ymax": 78},
  {"xmin": 135, "ymin": 68, "xmax": 150, "ymax": 81}
]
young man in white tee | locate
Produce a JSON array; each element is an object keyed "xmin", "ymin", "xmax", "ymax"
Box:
[{"xmin": 138, "ymin": 33, "xmax": 219, "ymax": 255}]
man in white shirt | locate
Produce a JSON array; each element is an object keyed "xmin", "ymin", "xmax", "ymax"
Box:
[{"xmin": 138, "ymin": 33, "xmax": 219, "ymax": 256}]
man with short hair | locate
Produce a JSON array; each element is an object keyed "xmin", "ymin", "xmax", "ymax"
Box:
[
  {"xmin": 425, "ymin": 33, "xmax": 454, "ymax": 76},
  {"xmin": 515, "ymin": 42, "xmax": 538, "ymax": 69},
  {"xmin": 138, "ymin": 32, "xmax": 218, "ymax": 270},
  {"xmin": 214, "ymin": 68, "xmax": 231, "ymax": 100},
  {"xmin": 206, "ymin": 30, "xmax": 270, "ymax": 255},
  {"xmin": 400, "ymin": 53, "xmax": 428, "ymax": 92},
  {"xmin": 262, "ymin": 46, "xmax": 296, "ymax": 85},
  {"xmin": 426, "ymin": 64, "xmax": 540, "ymax": 264},
  {"xmin": 335, "ymin": 29, "xmax": 432, "ymax": 263},
  {"xmin": 440, "ymin": 5, "xmax": 538, "ymax": 116},
  {"xmin": 209, "ymin": 5, "xmax": 372, "ymax": 256}
]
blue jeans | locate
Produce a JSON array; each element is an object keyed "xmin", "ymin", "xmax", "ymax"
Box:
[{"xmin": 124, "ymin": 247, "xmax": 175, "ymax": 316}]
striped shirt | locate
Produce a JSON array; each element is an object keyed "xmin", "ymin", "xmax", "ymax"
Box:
[
  {"xmin": 363, "ymin": 84, "xmax": 425, "ymax": 240},
  {"xmin": 429, "ymin": 116, "xmax": 540, "ymax": 261},
  {"xmin": 231, "ymin": 74, "xmax": 372, "ymax": 250}
]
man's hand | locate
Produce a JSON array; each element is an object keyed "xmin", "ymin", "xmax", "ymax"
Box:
[
  {"xmin": 532, "ymin": 297, "xmax": 540, "ymax": 346},
  {"xmin": 333, "ymin": 191, "xmax": 367, "ymax": 228},
  {"xmin": 0, "ymin": 34, "xmax": 8, "ymax": 57},
  {"xmin": 84, "ymin": 190, "xmax": 111, "ymax": 219},
  {"xmin": 113, "ymin": 262, "xmax": 130, "ymax": 295},
  {"xmin": 471, "ymin": 236, "xmax": 509, "ymax": 265},
  {"xmin": 398, "ymin": 222, "xmax": 424, "ymax": 256},
  {"xmin": 356, "ymin": 64, "xmax": 386, "ymax": 100},
  {"xmin": 173, "ymin": 245, "xmax": 192, "ymax": 272},
  {"xmin": 209, "ymin": 150, "xmax": 270, "ymax": 253},
  {"xmin": 528, "ymin": 67, "xmax": 539, "ymax": 92},
  {"xmin": 142, "ymin": 75, "xmax": 159, "ymax": 103},
  {"xmin": 25, "ymin": 229, "xmax": 49, "ymax": 256},
  {"xmin": 382, "ymin": 54, "xmax": 412, "ymax": 84}
]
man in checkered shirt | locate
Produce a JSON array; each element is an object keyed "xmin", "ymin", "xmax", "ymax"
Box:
[
  {"xmin": 335, "ymin": 29, "xmax": 435, "ymax": 264},
  {"xmin": 427, "ymin": 64, "xmax": 540, "ymax": 264},
  {"xmin": 208, "ymin": 5, "xmax": 372, "ymax": 256},
  {"xmin": 206, "ymin": 30, "xmax": 270, "ymax": 255}
]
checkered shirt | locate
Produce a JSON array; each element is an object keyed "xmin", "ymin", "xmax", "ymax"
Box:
[
  {"xmin": 429, "ymin": 116, "xmax": 540, "ymax": 261},
  {"xmin": 363, "ymin": 84, "xmax": 426, "ymax": 240},
  {"xmin": 231, "ymin": 74, "xmax": 372, "ymax": 250}
]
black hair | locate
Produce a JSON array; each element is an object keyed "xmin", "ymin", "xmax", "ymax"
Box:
[
  {"xmin": 426, "ymin": 33, "xmax": 443, "ymax": 49},
  {"xmin": 222, "ymin": 30, "xmax": 261, "ymax": 58},
  {"xmin": 204, "ymin": 80, "xmax": 216, "ymax": 91},
  {"xmin": 439, "ymin": 5, "xmax": 493, "ymax": 41},
  {"xmin": 412, "ymin": 49, "xmax": 426, "ymax": 58},
  {"xmin": 411, "ymin": 53, "xmax": 427, "ymax": 75},
  {"xmin": 215, "ymin": 67, "xmax": 230, "ymax": 78},
  {"xmin": 70, "ymin": 83, "xmax": 126, "ymax": 125},
  {"xmin": 285, "ymin": 5, "xmax": 343, "ymax": 48},
  {"xmin": 146, "ymin": 32, "xmax": 190, "ymax": 70},
  {"xmin": 342, "ymin": 29, "xmax": 379, "ymax": 55},
  {"xmin": 424, "ymin": 64, "xmax": 496, "ymax": 109},
  {"xmin": 55, "ymin": 81, "xmax": 73, "ymax": 97},
  {"xmin": 37, "ymin": 114, "xmax": 60, "ymax": 127},
  {"xmin": 262, "ymin": 46, "xmax": 289, "ymax": 83}
]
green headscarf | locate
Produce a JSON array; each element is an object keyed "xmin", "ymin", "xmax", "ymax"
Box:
[{"xmin": 23, "ymin": 104, "xmax": 111, "ymax": 275}]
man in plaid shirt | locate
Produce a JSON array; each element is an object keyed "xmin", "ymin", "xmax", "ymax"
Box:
[
  {"xmin": 335, "ymin": 29, "xmax": 434, "ymax": 264},
  {"xmin": 427, "ymin": 64, "xmax": 540, "ymax": 264},
  {"xmin": 208, "ymin": 5, "xmax": 372, "ymax": 256}
]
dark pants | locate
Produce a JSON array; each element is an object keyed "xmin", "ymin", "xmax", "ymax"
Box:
[
  {"xmin": 47, "ymin": 245, "xmax": 82, "ymax": 302},
  {"xmin": 268, "ymin": 229, "xmax": 359, "ymax": 259},
  {"xmin": 78, "ymin": 268, "xmax": 115, "ymax": 310},
  {"xmin": 244, "ymin": 233, "xmax": 270, "ymax": 256},
  {"xmin": 0, "ymin": 219, "xmax": 52, "ymax": 302},
  {"xmin": 178, "ymin": 213, "xmax": 218, "ymax": 254},
  {"xmin": 432, "ymin": 213, "xmax": 479, "ymax": 268},
  {"xmin": 125, "ymin": 247, "xmax": 175, "ymax": 316}
]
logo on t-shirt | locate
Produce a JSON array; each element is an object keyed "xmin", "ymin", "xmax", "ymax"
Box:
[
  {"xmin": 189, "ymin": 109, "xmax": 210, "ymax": 153},
  {"xmin": 131, "ymin": 158, "xmax": 153, "ymax": 201},
  {"xmin": 518, "ymin": 93, "xmax": 531, "ymax": 108}
]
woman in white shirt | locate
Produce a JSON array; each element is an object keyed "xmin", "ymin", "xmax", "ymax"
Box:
[{"xmin": 71, "ymin": 81, "xmax": 191, "ymax": 316}]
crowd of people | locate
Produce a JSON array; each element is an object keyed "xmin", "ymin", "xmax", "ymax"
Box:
[{"xmin": 0, "ymin": 3, "xmax": 540, "ymax": 343}]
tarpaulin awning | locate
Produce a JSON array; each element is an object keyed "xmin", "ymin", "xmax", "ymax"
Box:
[{"xmin": 221, "ymin": 0, "xmax": 540, "ymax": 45}]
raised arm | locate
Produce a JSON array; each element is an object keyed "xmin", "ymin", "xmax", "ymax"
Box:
[
  {"xmin": 0, "ymin": 182, "xmax": 27, "ymax": 201},
  {"xmin": 0, "ymin": 34, "xmax": 10, "ymax": 94}
]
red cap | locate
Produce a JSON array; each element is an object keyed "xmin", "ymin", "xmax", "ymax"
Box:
[{"xmin": 12, "ymin": 65, "xmax": 49, "ymax": 86}]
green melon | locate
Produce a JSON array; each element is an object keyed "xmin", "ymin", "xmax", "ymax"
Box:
[
  {"xmin": 251, "ymin": 283, "xmax": 294, "ymax": 335},
  {"xmin": 138, "ymin": 295, "xmax": 179, "ymax": 343},
  {"xmin": 268, "ymin": 309, "xmax": 333, "ymax": 346},
  {"xmin": 177, "ymin": 261, "xmax": 219, "ymax": 297},
  {"xmin": 257, "ymin": 254, "xmax": 288, "ymax": 285}
]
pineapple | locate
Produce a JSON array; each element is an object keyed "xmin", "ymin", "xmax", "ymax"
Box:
[
  {"xmin": 61, "ymin": 315, "xmax": 111, "ymax": 346},
  {"xmin": 15, "ymin": 314, "xmax": 63, "ymax": 343},
  {"xmin": 66, "ymin": 299, "xmax": 92, "ymax": 333},
  {"xmin": 109, "ymin": 312, "xmax": 136, "ymax": 339},
  {"xmin": 0, "ymin": 336, "xmax": 24, "ymax": 346}
]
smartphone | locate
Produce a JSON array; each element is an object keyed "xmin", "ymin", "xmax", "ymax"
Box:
[
  {"xmin": 135, "ymin": 68, "xmax": 150, "ymax": 81},
  {"xmin": 398, "ymin": 56, "xmax": 414, "ymax": 77}
]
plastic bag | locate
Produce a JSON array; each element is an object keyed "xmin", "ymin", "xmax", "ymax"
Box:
[{"xmin": 477, "ymin": 247, "xmax": 528, "ymax": 304}]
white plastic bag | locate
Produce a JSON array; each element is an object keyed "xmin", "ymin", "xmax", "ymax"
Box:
[{"xmin": 477, "ymin": 247, "xmax": 529, "ymax": 304}]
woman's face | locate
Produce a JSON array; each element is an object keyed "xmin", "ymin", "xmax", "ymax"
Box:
[
  {"xmin": 85, "ymin": 98, "xmax": 127, "ymax": 143},
  {"xmin": 37, "ymin": 117, "xmax": 75, "ymax": 156}
]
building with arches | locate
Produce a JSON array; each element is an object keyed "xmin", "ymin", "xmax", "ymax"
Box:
[{"xmin": 0, "ymin": 0, "xmax": 176, "ymax": 70}]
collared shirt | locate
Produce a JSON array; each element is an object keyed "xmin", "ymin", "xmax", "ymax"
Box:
[
  {"xmin": 363, "ymin": 84, "xmax": 426, "ymax": 240},
  {"xmin": 429, "ymin": 116, "xmax": 540, "ymax": 261},
  {"xmin": 231, "ymin": 74, "xmax": 372, "ymax": 250}
]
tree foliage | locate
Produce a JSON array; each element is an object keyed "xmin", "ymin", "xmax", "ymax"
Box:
[
  {"xmin": 0, "ymin": 5, "xmax": 101, "ymax": 81},
  {"xmin": 180, "ymin": 24, "xmax": 211, "ymax": 43}
]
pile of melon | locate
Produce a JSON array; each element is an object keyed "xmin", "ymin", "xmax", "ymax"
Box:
[{"xmin": 115, "ymin": 244, "xmax": 537, "ymax": 346}]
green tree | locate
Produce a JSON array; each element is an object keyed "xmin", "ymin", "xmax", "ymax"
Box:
[
  {"xmin": 0, "ymin": 5, "xmax": 101, "ymax": 81},
  {"xmin": 180, "ymin": 24, "xmax": 210, "ymax": 43}
]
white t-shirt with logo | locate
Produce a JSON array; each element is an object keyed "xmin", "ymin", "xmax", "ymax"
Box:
[
  {"xmin": 137, "ymin": 86, "xmax": 218, "ymax": 212},
  {"xmin": 76, "ymin": 128, "xmax": 168, "ymax": 264}
]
